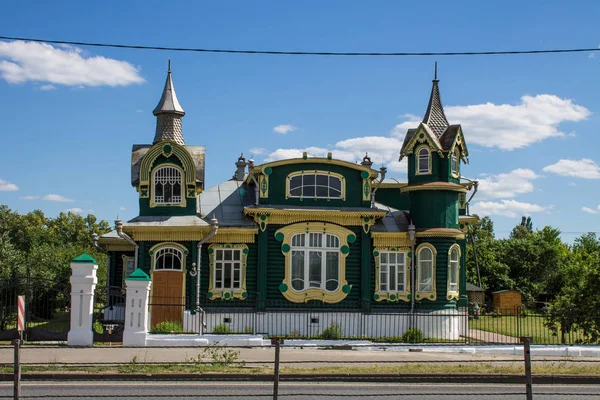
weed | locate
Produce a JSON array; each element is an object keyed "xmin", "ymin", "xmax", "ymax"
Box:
[
  {"xmin": 320, "ymin": 323, "xmax": 343, "ymax": 340},
  {"xmin": 402, "ymin": 328, "xmax": 424, "ymax": 343},
  {"xmin": 150, "ymin": 321, "xmax": 184, "ymax": 334},
  {"xmin": 213, "ymin": 323, "xmax": 232, "ymax": 334}
]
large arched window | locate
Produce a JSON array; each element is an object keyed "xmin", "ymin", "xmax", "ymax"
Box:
[
  {"xmin": 154, "ymin": 246, "xmax": 183, "ymax": 270},
  {"xmin": 291, "ymin": 232, "xmax": 340, "ymax": 292},
  {"xmin": 153, "ymin": 165, "xmax": 182, "ymax": 205},
  {"xmin": 447, "ymin": 245, "xmax": 460, "ymax": 300},
  {"xmin": 287, "ymin": 171, "xmax": 344, "ymax": 199},
  {"xmin": 416, "ymin": 243, "xmax": 437, "ymax": 301}
]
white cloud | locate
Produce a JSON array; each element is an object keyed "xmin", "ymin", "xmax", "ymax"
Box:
[
  {"xmin": 43, "ymin": 194, "xmax": 74, "ymax": 202},
  {"xmin": 542, "ymin": 159, "xmax": 600, "ymax": 179},
  {"xmin": 40, "ymin": 84, "xmax": 55, "ymax": 90},
  {"xmin": 0, "ymin": 179, "xmax": 18, "ymax": 191},
  {"xmin": 390, "ymin": 114, "xmax": 422, "ymax": 138},
  {"xmin": 582, "ymin": 206, "xmax": 600, "ymax": 215},
  {"xmin": 264, "ymin": 137, "xmax": 408, "ymax": 174},
  {"xmin": 22, "ymin": 195, "xmax": 40, "ymax": 200},
  {"xmin": 273, "ymin": 124, "xmax": 296, "ymax": 134},
  {"xmin": 249, "ymin": 147, "xmax": 267, "ymax": 156},
  {"xmin": 119, "ymin": 206, "xmax": 127, "ymax": 211},
  {"xmin": 0, "ymin": 40, "xmax": 144, "ymax": 87},
  {"xmin": 475, "ymin": 169, "xmax": 539, "ymax": 200},
  {"xmin": 471, "ymin": 199, "xmax": 551, "ymax": 218},
  {"xmin": 66, "ymin": 207, "xmax": 83, "ymax": 213}
]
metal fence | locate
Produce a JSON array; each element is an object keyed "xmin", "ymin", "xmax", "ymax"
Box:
[{"xmin": 3, "ymin": 338, "xmax": 600, "ymax": 399}]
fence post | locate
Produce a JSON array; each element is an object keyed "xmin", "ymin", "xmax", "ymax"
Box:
[
  {"xmin": 273, "ymin": 338, "xmax": 281, "ymax": 400},
  {"xmin": 12, "ymin": 339, "xmax": 21, "ymax": 400},
  {"xmin": 67, "ymin": 254, "xmax": 98, "ymax": 347},
  {"xmin": 520, "ymin": 336, "xmax": 533, "ymax": 400},
  {"xmin": 123, "ymin": 269, "xmax": 152, "ymax": 347}
]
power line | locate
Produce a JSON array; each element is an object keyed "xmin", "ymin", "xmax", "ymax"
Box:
[{"xmin": 1, "ymin": 35, "xmax": 600, "ymax": 57}]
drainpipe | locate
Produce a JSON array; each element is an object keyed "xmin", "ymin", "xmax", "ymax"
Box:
[
  {"xmin": 370, "ymin": 166, "xmax": 387, "ymax": 208},
  {"xmin": 407, "ymin": 219, "xmax": 416, "ymax": 328},
  {"xmin": 115, "ymin": 219, "xmax": 138, "ymax": 273},
  {"xmin": 193, "ymin": 217, "xmax": 219, "ymax": 333}
]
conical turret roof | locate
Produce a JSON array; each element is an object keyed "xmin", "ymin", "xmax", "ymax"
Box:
[
  {"xmin": 422, "ymin": 62, "xmax": 449, "ymax": 138},
  {"xmin": 153, "ymin": 61, "xmax": 185, "ymax": 116}
]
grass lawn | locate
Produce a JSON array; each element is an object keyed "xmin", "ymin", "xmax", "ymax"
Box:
[{"xmin": 469, "ymin": 314, "xmax": 586, "ymax": 344}]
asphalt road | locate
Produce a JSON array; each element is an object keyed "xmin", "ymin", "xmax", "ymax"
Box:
[{"xmin": 1, "ymin": 381, "xmax": 599, "ymax": 399}]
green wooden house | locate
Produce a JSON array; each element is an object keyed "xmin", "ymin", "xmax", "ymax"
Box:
[{"xmin": 99, "ymin": 64, "xmax": 478, "ymax": 339}]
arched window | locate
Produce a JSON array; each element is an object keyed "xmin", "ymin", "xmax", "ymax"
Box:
[
  {"xmin": 154, "ymin": 247, "xmax": 183, "ymax": 270},
  {"xmin": 417, "ymin": 147, "xmax": 431, "ymax": 174},
  {"xmin": 288, "ymin": 171, "xmax": 344, "ymax": 199},
  {"xmin": 290, "ymin": 232, "xmax": 340, "ymax": 292},
  {"xmin": 417, "ymin": 247, "xmax": 434, "ymax": 292},
  {"xmin": 153, "ymin": 166, "xmax": 182, "ymax": 205},
  {"xmin": 448, "ymin": 248, "xmax": 459, "ymax": 292}
]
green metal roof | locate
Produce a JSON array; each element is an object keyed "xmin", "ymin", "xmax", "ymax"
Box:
[
  {"xmin": 71, "ymin": 253, "xmax": 97, "ymax": 264},
  {"xmin": 126, "ymin": 268, "xmax": 151, "ymax": 281}
]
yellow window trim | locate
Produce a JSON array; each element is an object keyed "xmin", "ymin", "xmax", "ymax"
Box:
[
  {"xmin": 447, "ymin": 244, "xmax": 461, "ymax": 301},
  {"xmin": 416, "ymin": 243, "xmax": 437, "ymax": 301},
  {"xmin": 373, "ymin": 247, "xmax": 411, "ymax": 302},
  {"xmin": 275, "ymin": 222, "xmax": 354, "ymax": 304},
  {"xmin": 207, "ymin": 243, "xmax": 249, "ymax": 301},
  {"xmin": 415, "ymin": 145, "xmax": 432, "ymax": 176},
  {"xmin": 285, "ymin": 170, "xmax": 346, "ymax": 201},
  {"xmin": 149, "ymin": 163, "xmax": 187, "ymax": 208}
]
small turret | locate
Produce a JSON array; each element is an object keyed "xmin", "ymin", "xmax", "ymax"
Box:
[
  {"xmin": 234, "ymin": 154, "xmax": 247, "ymax": 181},
  {"xmin": 422, "ymin": 62, "xmax": 449, "ymax": 138},
  {"xmin": 152, "ymin": 61, "xmax": 186, "ymax": 145}
]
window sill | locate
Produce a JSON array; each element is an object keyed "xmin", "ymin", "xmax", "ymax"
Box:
[
  {"xmin": 279, "ymin": 283, "xmax": 352, "ymax": 304},
  {"xmin": 208, "ymin": 289, "xmax": 248, "ymax": 301},
  {"xmin": 373, "ymin": 291, "xmax": 409, "ymax": 302},
  {"xmin": 415, "ymin": 292, "xmax": 436, "ymax": 301}
]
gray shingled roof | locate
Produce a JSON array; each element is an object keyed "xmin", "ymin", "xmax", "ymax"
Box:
[
  {"xmin": 153, "ymin": 68, "xmax": 185, "ymax": 116},
  {"xmin": 422, "ymin": 80, "xmax": 449, "ymax": 138},
  {"xmin": 130, "ymin": 144, "xmax": 205, "ymax": 187},
  {"xmin": 125, "ymin": 215, "xmax": 209, "ymax": 227},
  {"xmin": 371, "ymin": 203, "xmax": 410, "ymax": 233},
  {"xmin": 197, "ymin": 178, "xmax": 256, "ymax": 227}
]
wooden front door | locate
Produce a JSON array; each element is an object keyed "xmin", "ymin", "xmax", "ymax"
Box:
[{"xmin": 151, "ymin": 271, "xmax": 184, "ymax": 328}]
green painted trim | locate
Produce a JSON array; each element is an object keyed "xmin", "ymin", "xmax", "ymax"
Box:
[
  {"xmin": 360, "ymin": 230, "xmax": 371, "ymax": 312},
  {"xmin": 257, "ymin": 229, "xmax": 268, "ymax": 311},
  {"xmin": 72, "ymin": 253, "xmax": 97, "ymax": 263},
  {"xmin": 126, "ymin": 268, "xmax": 151, "ymax": 281}
]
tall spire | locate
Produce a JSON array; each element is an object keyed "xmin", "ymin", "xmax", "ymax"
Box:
[
  {"xmin": 152, "ymin": 61, "xmax": 185, "ymax": 145},
  {"xmin": 422, "ymin": 62, "xmax": 449, "ymax": 138}
]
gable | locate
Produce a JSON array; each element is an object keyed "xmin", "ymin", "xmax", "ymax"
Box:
[{"xmin": 399, "ymin": 123, "xmax": 443, "ymax": 161}]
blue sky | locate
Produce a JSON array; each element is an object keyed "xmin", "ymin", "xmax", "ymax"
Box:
[{"xmin": 0, "ymin": 1, "xmax": 599, "ymax": 241}]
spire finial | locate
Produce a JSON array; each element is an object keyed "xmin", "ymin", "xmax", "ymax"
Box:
[
  {"xmin": 168, "ymin": 60, "xmax": 171, "ymax": 73},
  {"xmin": 434, "ymin": 61, "xmax": 438, "ymax": 81}
]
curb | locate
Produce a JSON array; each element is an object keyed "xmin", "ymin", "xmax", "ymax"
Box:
[{"xmin": 1, "ymin": 373, "xmax": 599, "ymax": 384}]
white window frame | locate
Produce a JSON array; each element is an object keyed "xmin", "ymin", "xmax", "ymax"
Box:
[
  {"xmin": 153, "ymin": 246, "xmax": 184, "ymax": 271},
  {"xmin": 416, "ymin": 147, "xmax": 431, "ymax": 175},
  {"xmin": 287, "ymin": 171, "xmax": 345, "ymax": 200},
  {"xmin": 378, "ymin": 252, "xmax": 406, "ymax": 293},
  {"xmin": 447, "ymin": 245, "xmax": 460, "ymax": 300},
  {"xmin": 213, "ymin": 248, "xmax": 243, "ymax": 291},
  {"xmin": 290, "ymin": 232, "xmax": 341, "ymax": 292},
  {"xmin": 451, "ymin": 152, "xmax": 459, "ymax": 178},
  {"xmin": 153, "ymin": 165, "xmax": 183, "ymax": 205},
  {"xmin": 416, "ymin": 243, "xmax": 437, "ymax": 301},
  {"xmin": 122, "ymin": 255, "xmax": 135, "ymax": 285}
]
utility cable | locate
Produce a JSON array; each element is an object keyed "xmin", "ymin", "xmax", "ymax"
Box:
[{"xmin": 1, "ymin": 35, "xmax": 599, "ymax": 57}]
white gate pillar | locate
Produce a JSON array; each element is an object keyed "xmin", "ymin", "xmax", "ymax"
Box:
[
  {"xmin": 67, "ymin": 253, "xmax": 98, "ymax": 347},
  {"xmin": 123, "ymin": 269, "xmax": 151, "ymax": 347}
]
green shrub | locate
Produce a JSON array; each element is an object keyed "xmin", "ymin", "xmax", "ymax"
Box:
[
  {"xmin": 213, "ymin": 323, "xmax": 232, "ymax": 334},
  {"xmin": 402, "ymin": 328, "xmax": 424, "ymax": 343},
  {"xmin": 150, "ymin": 321, "xmax": 184, "ymax": 334},
  {"xmin": 320, "ymin": 322, "xmax": 343, "ymax": 340},
  {"xmin": 93, "ymin": 320, "xmax": 104, "ymax": 334}
]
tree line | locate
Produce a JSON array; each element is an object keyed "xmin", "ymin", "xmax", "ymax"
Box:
[
  {"xmin": 0, "ymin": 205, "xmax": 111, "ymax": 286},
  {"xmin": 467, "ymin": 216, "xmax": 600, "ymax": 341}
]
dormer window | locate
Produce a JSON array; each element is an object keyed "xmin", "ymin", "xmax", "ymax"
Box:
[
  {"xmin": 287, "ymin": 171, "xmax": 345, "ymax": 200},
  {"xmin": 153, "ymin": 165, "xmax": 182, "ymax": 205},
  {"xmin": 451, "ymin": 152, "xmax": 459, "ymax": 177},
  {"xmin": 417, "ymin": 147, "xmax": 431, "ymax": 175}
]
